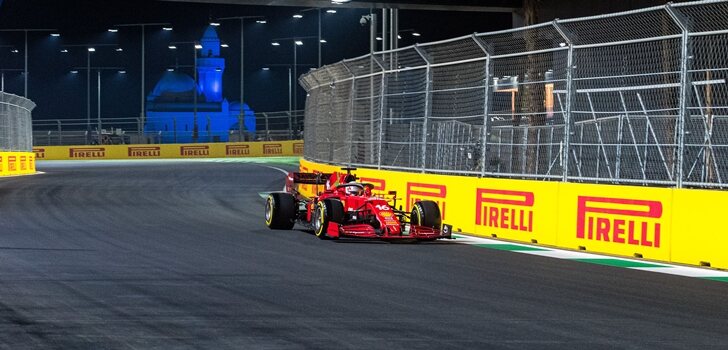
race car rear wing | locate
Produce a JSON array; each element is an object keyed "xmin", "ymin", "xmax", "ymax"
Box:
[{"xmin": 288, "ymin": 172, "xmax": 331, "ymax": 185}]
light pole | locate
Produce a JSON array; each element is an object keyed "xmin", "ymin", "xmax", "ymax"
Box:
[
  {"xmin": 71, "ymin": 67, "xmax": 125, "ymax": 142},
  {"xmin": 169, "ymin": 41, "xmax": 201, "ymax": 142},
  {"xmin": 262, "ymin": 63, "xmax": 315, "ymax": 137},
  {"xmin": 297, "ymin": 8, "xmax": 335, "ymax": 68},
  {"xmin": 0, "ymin": 69, "xmax": 23, "ymax": 92},
  {"xmin": 216, "ymin": 16, "xmax": 264, "ymax": 111},
  {"xmin": 0, "ymin": 28, "xmax": 58, "ymax": 98},
  {"xmin": 0, "ymin": 45, "xmax": 23, "ymax": 92},
  {"xmin": 271, "ymin": 36, "xmax": 317, "ymax": 113},
  {"xmin": 113, "ymin": 22, "xmax": 172, "ymax": 132},
  {"xmin": 61, "ymin": 44, "xmax": 119, "ymax": 132}
]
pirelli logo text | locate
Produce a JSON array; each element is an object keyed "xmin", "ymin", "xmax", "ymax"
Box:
[
  {"xmin": 69, "ymin": 147, "xmax": 106, "ymax": 158},
  {"xmin": 128, "ymin": 146, "xmax": 161, "ymax": 158},
  {"xmin": 406, "ymin": 183, "xmax": 446, "ymax": 219},
  {"xmin": 577, "ymin": 196, "xmax": 662, "ymax": 248},
  {"xmin": 0, "ymin": 156, "xmax": 3, "ymax": 172},
  {"xmin": 7, "ymin": 156, "xmax": 17, "ymax": 172},
  {"xmin": 20, "ymin": 156, "xmax": 27, "ymax": 171},
  {"xmin": 293, "ymin": 143, "xmax": 304, "ymax": 155},
  {"xmin": 180, "ymin": 145, "xmax": 209, "ymax": 157},
  {"xmin": 226, "ymin": 144, "xmax": 250, "ymax": 156},
  {"xmin": 263, "ymin": 143, "xmax": 283, "ymax": 155},
  {"xmin": 475, "ymin": 189, "xmax": 534, "ymax": 232},
  {"xmin": 33, "ymin": 148, "xmax": 46, "ymax": 159}
]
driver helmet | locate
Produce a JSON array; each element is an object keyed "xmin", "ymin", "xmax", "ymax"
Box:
[{"xmin": 345, "ymin": 184, "xmax": 363, "ymax": 196}]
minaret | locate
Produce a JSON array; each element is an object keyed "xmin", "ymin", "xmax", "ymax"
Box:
[{"xmin": 197, "ymin": 25, "xmax": 225, "ymax": 102}]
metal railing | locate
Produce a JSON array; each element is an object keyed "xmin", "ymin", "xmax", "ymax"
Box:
[
  {"xmin": 32, "ymin": 110, "xmax": 304, "ymax": 146},
  {"xmin": 0, "ymin": 92, "xmax": 35, "ymax": 152},
  {"xmin": 300, "ymin": 0, "xmax": 728, "ymax": 189}
]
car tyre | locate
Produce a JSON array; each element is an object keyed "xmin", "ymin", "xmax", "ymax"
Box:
[
  {"xmin": 313, "ymin": 198, "xmax": 344, "ymax": 239},
  {"xmin": 411, "ymin": 200, "xmax": 441, "ymax": 229},
  {"xmin": 265, "ymin": 193, "xmax": 297, "ymax": 230}
]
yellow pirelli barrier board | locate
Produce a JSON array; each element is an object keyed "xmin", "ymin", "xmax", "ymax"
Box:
[
  {"xmin": 0, "ymin": 152, "xmax": 36, "ymax": 176},
  {"xmin": 33, "ymin": 141, "xmax": 304, "ymax": 160},
  {"xmin": 300, "ymin": 159, "xmax": 728, "ymax": 269}
]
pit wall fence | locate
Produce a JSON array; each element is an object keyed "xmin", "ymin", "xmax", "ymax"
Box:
[
  {"xmin": 301, "ymin": 158, "xmax": 727, "ymax": 270},
  {"xmin": 33, "ymin": 141, "xmax": 304, "ymax": 160}
]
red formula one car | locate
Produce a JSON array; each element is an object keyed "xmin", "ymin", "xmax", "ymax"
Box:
[{"xmin": 264, "ymin": 167, "xmax": 452, "ymax": 241}]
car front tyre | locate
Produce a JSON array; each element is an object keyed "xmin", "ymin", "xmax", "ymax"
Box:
[{"xmin": 265, "ymin": 193, "xmax": 296, "ymax": 230}]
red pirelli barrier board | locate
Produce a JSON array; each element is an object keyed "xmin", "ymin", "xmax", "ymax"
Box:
[
  {"xmin": 33, "ymin": 141, "xmax": 304, "ymax": 160},
  {"xmin": 300, "ymin": 159, "xmax": 728, "ymax": 269}
]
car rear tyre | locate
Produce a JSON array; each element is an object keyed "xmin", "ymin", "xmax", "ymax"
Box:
[
  {"xmin": 411, "ymin": 200, "xmax": 441, "ymax": 229},
  {"xmin": 265, "ymin": 193, "xmax": 297, "ymax": 230},
  {"xmin": 313, "ymin": 198, "xmax": 344, "ymax": 239}
]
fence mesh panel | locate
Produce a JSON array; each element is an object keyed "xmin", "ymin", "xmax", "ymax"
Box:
[
  {"xmin": 300, "ymin": 0, "xmax": 728, "ymax": 189},
  {"xmin": 0, "ymin": 92, "xmax": 34, "ymax": 152}
]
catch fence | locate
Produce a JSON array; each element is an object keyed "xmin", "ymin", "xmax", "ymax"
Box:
[
  {"xmin": 32, "ymin": 110, "xmax": 304, "ymax": 146},
  {"xmin": 299, "ymin": 0, "xmax": 728, "ymax": 189},
  {"xmin": 0, "ymin": 91, "xmax": 34, "ymax": 152}
]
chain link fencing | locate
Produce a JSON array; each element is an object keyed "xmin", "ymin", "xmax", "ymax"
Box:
[
  {"xmin": 0, "ymin": 91, "xmax": 35, "ymax": 152},
  {"xmin": 32, "ymin": 110, "xmax": 304, "ymax": 146},
  {"xmin": 300, "ymin": 0, "xmax": 728, "ymax": 189}
]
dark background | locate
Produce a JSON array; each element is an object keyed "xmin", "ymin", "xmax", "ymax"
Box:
[{"xmin": 0, "ymin": 0, "xmax": 511, "ymax": 118}]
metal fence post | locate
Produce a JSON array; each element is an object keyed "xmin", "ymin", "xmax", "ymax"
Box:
[
  {"xmin": 347, "ymin": 80, "xmax": 357, "ymax": 166},
  {"xmin": 238, "ymin": 113, "xmax": 243, "ymax": 141},
  {"xmin": 554, "ymin": 20, "xmax": 575, "ymax": 182},
  {"xmin": 666, "ymin": 4, "xmax": 689, "ymax": 188},
  {"xmin": 262, "ymin": 113, "xmax": 269, "ymax": 140},
  {"xmin": 414, "ymin": 45, "xmax": 432, "ymax": 173},
  {"xmin": 341, "ymin": 63, "xmax": 357, "ymax": 167},
  {"xmin": 56, "ymin": 119, "xmax": 62, "ymax": 146},
  {"xmin": 372, "ymin": 55, "xmax": 387, "ymax": 169},
  {"xmin": 472, "ymin": 34, "xmax": 492, "ymax": 177}
]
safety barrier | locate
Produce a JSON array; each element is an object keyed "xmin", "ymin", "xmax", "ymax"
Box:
[
  {"xmin": 301, "ymin": 158, "xmax": 728, "ymax": 270},
  {"xmin": 33, "ymin": 140, "xmax": 304, "ymax": 160},
  {"xmin": 0, "ymin": 152, "xmax": 36, "ymax": 176}
]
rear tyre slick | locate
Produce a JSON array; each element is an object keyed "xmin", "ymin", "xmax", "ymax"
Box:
[
  {"xmin": 313, "ymin": 198, "xmax": 344, "ymax": 239},
  {"xmin": 265, "ymin": 193, "xmax": 296, "ymax": 230},
  {"xmin": 411, "ymin": 200, "xmax": 442, "ymax": 229}
]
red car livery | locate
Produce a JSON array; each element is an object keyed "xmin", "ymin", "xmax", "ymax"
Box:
[{"xmin": 264, "ymin": 168, "xmax": 452, "ymax": 241}]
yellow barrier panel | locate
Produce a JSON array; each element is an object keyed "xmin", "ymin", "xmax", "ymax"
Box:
[
  {"xmin": 300, "ymin": 159, "xmax": 727, "ymax": 269},
  {"xmin": 0, "ymin": 152, "xmax": 36, "ymax": 176},
  {"xmin": 473, "ymin": 178, "xmax": 560, "ymax": 246},
  {"xmin": 671, "ymin": 189, "xmax": 728, "ymax": 269},
  {"xmin": 33, "ymin": 141, "xmax": 304, "ymax": 160},
  {"xmin": 557, "ymin": 183, "xmax": 672, "ymax": 262}
]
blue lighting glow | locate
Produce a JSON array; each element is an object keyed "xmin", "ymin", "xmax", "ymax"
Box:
[{"xmin": 145, "ymin": 25, "xmax": 254, "ymax": 143}]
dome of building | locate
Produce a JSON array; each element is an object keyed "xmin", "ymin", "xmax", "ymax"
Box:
[
  {"xmin": 148, "ymin": 71, "xmax": 197, "ymax": 102},
  {"xmin": 202, "ymin": 26, "xmax": 219, "ymax": 41}
]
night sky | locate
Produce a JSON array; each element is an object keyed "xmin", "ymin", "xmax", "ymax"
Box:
[{"xmin": 0, "ymin": 0, "xmax": 511, "ymax": 119}]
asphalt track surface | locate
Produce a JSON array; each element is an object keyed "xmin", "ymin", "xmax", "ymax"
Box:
[{"xmin": 0, "ymin": 159, "xmax": 727, "ymax": 349}]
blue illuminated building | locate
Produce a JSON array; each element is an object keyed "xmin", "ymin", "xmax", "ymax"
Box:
[{"xmin": 145, "ymin": 25, "xmax": 255, "ymax": 143}]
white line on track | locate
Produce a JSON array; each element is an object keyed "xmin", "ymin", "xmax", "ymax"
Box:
[
  {"xmin": 259, "ymin": 165, "xmax": 289, "ymax": 192},
  {"xmin": 0, "ymin": 171, "xmax": 45, "ymax": 178},
  {"xmin": 452, "ymin": 233, "xmax": 728, "ymax": 280},
  {"xmin": 261, "ymin": 165, "xmax": 290, "ymax": 176}
]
